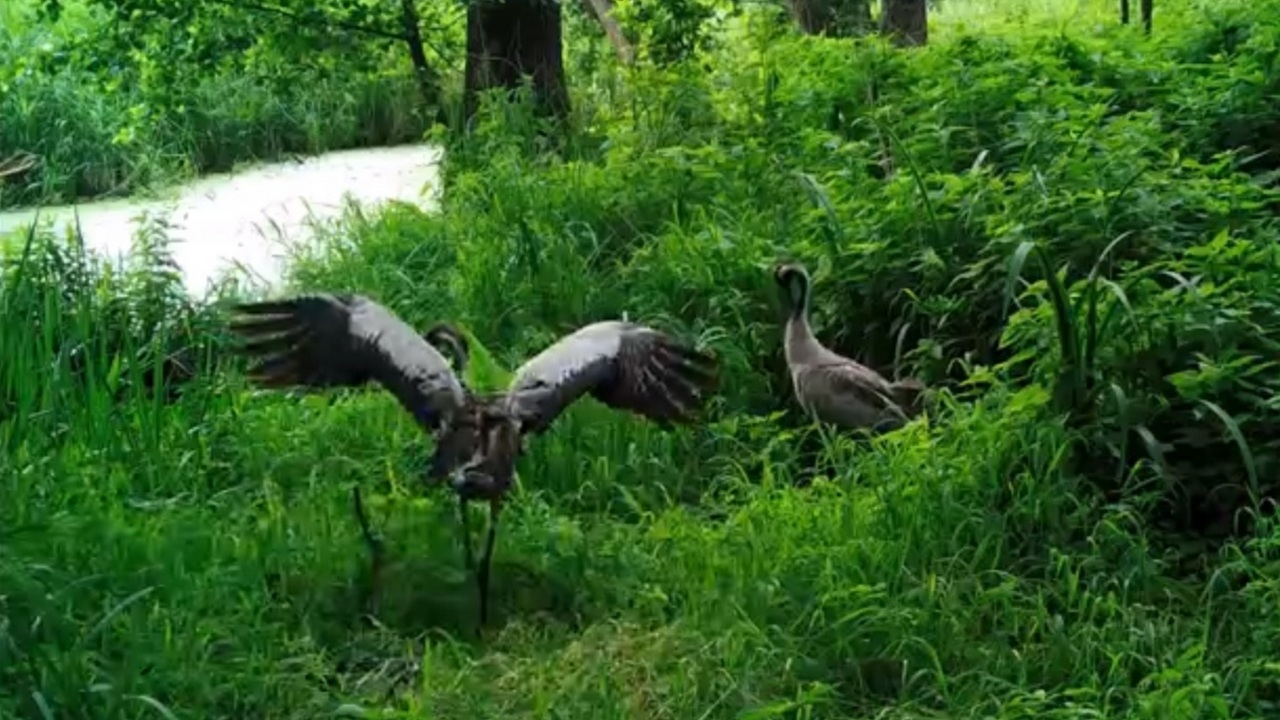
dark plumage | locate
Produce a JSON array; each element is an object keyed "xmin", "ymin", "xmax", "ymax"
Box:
[{"xmin": 227, "ymin": 292, "xmax": 718, "ymax": 627}]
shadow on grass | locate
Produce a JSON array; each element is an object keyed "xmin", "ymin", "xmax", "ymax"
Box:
[
  {"xmin": 268, "ymin": 544, "xmax": 585, "ymax": 645},
  {"xmin": 253, "ymin": 542, "xmax": 588, "ymax": 702}
]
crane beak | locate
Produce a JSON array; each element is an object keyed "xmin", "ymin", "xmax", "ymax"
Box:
[{"xmin": 451, "ymin": 467, "xmax": 500, "ymax": 500}]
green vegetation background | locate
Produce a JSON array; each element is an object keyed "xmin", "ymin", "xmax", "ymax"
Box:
[{"xmin": 3, "ymin": 0, "xmax": 1280, "ymax": 717}]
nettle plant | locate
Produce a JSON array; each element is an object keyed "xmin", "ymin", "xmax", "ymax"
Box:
[{"xmin": 999, "ymin": 218, "xmax": 1280, "ymax": 546}]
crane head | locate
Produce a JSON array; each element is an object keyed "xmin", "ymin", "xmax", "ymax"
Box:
[
  {"xmin": 426, "ymin": 398, "xmax": 524, "ymax": 501},
  {"xmin": 772, "ymin": 261, "xmax": 811, "ymax": 315}
]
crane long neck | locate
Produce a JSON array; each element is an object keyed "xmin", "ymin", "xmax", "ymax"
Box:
[
  {"xmin": 785, "ymin": 312, "xmax": 818, "ymax": 360},
  {"xmin": 784, "ymin": 273, "xmax": 817, "ymax": 362},
  {"xmin": 427, "ymin": 324, "xmax": 470, "ymax": 374},
  {"xmin": 789, "ymin": 274, "xmax": 810, "ymax": 320}
]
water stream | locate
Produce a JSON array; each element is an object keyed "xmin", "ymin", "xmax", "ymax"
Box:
[{"xmin": 0, "ymin": 144, "xmax": 444, "ymax": 298}]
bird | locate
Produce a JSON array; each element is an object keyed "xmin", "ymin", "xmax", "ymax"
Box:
[
  {"xmin": 225, "ymin": 292, "xmax": 719, "ymax": 628},
  {"xmin": 773, "ymin": 262, "xmax": 924, "ymax": 434}
]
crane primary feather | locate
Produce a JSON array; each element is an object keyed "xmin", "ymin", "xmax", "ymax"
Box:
[{"xmin": 227, "ymin": 293, "xmax": 467, "ymax": 433}]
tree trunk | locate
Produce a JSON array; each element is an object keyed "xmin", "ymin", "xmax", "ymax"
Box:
[
  {"xmin": 397, "ymin": 0, "xmax": 441, "ymax": 118},
  {"xmin": 1140, "ymin": 0, "xmax": 1152, "ymax": 34},
  {"xmin": 879, "ymin": 0, "xmax": 926, "ymax": 47},
  {"xmin": 463, "ymin": 0, "xmax": 569, "ymax": 124},
  {"xmin": 786, "ymin": 0, "xmax": 872, "ymax": 36},
  {"xmin": 1120, "ymin": 0, "xmax": 1130, "ymax": 24},
  {"xmin": 580, "ymin": 0, "xmax": 634, "ymax": 64},
  {"xmin": 787, "ymin": 0, "xmax": 836, "ymax": 34}
]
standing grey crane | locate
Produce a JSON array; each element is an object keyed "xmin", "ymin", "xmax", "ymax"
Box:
[
  {"xmin": 226, "ymin": 292, "xmax": 718, "ymax": 627},
  {"xmin": 773, "ymin": 262, "xmax": 924, "ymax": 434}
]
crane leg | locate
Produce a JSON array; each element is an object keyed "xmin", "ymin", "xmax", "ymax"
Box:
[
  {"xmin": 351, "ymin": 486, "xmax": 384, "ymax": 616},
  {"xmin": 477, "ymin": 499, "xmax": 501, "ymax": 628},
  {"xmin": 457, "ymin": 495, "xmax": 476, "ymax": 572}
]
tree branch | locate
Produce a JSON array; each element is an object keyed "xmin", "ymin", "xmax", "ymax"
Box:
[
  {"xmin": 580, "ymin": 0, "xmax": 634, "ymax": 64},
  {"xmin": 0, "ymin": 152, "xmax": 37, "ymax": 179}
]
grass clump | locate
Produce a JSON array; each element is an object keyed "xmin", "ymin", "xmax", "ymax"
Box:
[{"xmin": 5, "ymin": 0, "xmax": 1280, "ymax": 717}]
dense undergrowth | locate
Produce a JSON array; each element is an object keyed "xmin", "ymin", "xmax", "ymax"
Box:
[
  {"xmin": 5, "ymin": 0, "xmax": 1280, "ymax": 717},
  {"xmin": 0, "ymin": 0, "xmax": 455, "ymax": 207}
]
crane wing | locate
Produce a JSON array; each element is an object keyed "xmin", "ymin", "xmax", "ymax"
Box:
[
  {"xmin": 227, "ymin": 293, "xmax": 467, "ymax": 432},
  {"xmin": 501, "ymin": 320, "xmax": 718, "ymax": 436},
  {"xmin": 803, "ymin": 361, "xmax": 914, "ymax": 430}
]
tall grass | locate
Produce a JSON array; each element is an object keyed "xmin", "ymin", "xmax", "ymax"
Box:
[
  {"xmin": 5, "ymin": 220, "xmax": 1278, "ymax": 717},
  {"xmin": 5, "ymin": 0, "xmax": 1280, "ymax": 717}
]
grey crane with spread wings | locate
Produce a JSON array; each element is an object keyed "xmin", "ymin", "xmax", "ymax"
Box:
[{"xmin": 227, "ymin": 292, "xmax": 719, "ymax": 628}]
